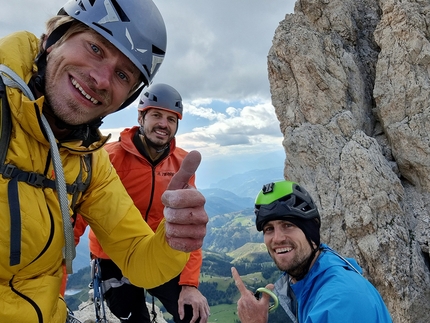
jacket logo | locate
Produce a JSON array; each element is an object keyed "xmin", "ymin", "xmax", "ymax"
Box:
[{"xmin": 157, "ymin": 171, "xmax": 175, "ymax": 177}]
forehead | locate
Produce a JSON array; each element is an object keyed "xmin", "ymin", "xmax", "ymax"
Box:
[
  {"xmin": 82, "ymin": 29, "xmax": 139, "ymax": 75},
  {"xmin": 264, "ymin": 219, "xmax": 295, "ymax": 227},
  {"xmin": 146, "ymin": 108, "xmax": 178, "ymax": 118}
]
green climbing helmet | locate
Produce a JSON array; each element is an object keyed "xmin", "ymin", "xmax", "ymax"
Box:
[{"xmin": 254, "ymin": 180, "xmax": 320, "ymax": 231}]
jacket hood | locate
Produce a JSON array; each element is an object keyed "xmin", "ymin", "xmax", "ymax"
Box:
[
  {"xmin": 310, "ymin": 244, "xmax": 362, "ymax": 276},
  {"xmin": 290, "ymin": 244, "xmax": 363, "ymax": 295}
]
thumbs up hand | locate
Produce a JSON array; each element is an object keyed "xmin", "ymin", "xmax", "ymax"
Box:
[{"xmin": 162, "ymin": 150, "xmax": 208, "ymax": 252}]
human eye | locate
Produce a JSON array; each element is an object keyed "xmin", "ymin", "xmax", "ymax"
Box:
[
  {"xmin": 90, "ymin": 43, "xmax": 101, "ymax": 54},
  {"xmin": 263, "ymin": 226, "xmax": 274, "ymax": 234},
  {"xmin": 117, "ymin": 71, "xmax": 129, "ymax": 82},
  {"xmin": 168, "ymin": 117, "xmax": 177, "ymax": 123},
  {"xmin": 283, "ymin": 222, "xmax": 295, "ymax": 229}
]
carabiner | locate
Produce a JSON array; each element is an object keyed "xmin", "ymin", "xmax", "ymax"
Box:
[{"xmin": 254, "ymin": 287, "xmax": 279, "ymax": 313}]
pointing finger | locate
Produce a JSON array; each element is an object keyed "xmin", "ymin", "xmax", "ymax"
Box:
[{"xmin": 231, "ymin": 267, "xmax": 249, "ymax": 295}]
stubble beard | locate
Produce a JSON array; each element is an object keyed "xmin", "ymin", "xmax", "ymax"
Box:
[
  {"xmin": 273, "ymin": 246, "xmax": 315, "ymax": 280},
  {"xmin": 44, "ymin": 63, "xmax": 107, "ymax": 126},
  {"xmin": 44, "ymin": 68, "xmax": 87, "ymax": 126},
  {"xmin": 144, "ymin": 126, "xmax": 173, "ymax": 149}
]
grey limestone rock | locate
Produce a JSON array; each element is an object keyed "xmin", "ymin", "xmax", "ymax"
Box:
[{"xmin": 268, "ymin": 0, "xmax": 430, "ymax": 322}]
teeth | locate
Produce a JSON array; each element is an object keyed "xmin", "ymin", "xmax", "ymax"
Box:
[
  {"xmin": 275, "ymin": 247, "xmax": 292, "ymax": 254},
  {"xmin": 71, "ymin": 78, "xmax": 99, "ymax": 104}
]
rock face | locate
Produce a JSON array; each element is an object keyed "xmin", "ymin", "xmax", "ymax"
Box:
[
  {"xmin": 71, "ymin": 289, "xmax": 167, "ymax": 323},
  {"xmin": 268, "ymin": 1, "xmax": 430, "ymax": 322}
]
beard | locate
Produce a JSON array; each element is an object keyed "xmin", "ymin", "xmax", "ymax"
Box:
[
  {"xmin": 44, "ymin": 65, "xmax": 108, "ymax": 126},
  {"xmin": 272, "ymin": 245, "xmax": 316, "ymax": 281},
  {"xmin": 142, "ymin": 126, "xmax": 174, "ymax": 150}
]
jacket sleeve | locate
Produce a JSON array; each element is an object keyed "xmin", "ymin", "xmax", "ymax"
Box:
[
  {"xmin": 79, "ymin": 149, "xmax": 189, "ymax": 289},
  {"xmin": 179, "ymin": 248, "xmax": 202, "ymax": 287},
  {"xmin": 73, "ymin": 214, "xmax": 88, "ymax": 246}
]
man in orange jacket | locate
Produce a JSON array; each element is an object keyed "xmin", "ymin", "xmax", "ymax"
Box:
[{"xmin": 88, "ymin": 83, "xmax": 209, "ymax": 323}]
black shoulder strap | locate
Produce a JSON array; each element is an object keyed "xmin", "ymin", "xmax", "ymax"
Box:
[
  {"xmin": 0, "ymin": 74, "xmax": 11, "ymax": 167},
  {"xmin": 0, "ymin": 69, "xmax": 91, "ymax": 266},
  {"xmin": 0, "ymin": 72, "xmax": 21, "ymax": 266},
  {"xmin": 71, "ymin": 153, "xmax": 92, "ymax": 227}
]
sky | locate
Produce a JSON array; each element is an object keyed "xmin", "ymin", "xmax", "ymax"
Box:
[{"xmin": 0, "ymin": 0, "xmax": 295, "ymax": 188}]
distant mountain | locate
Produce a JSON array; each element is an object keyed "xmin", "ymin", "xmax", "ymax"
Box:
[
  {"xmin": 209, "ymin": 166, "xmax": 284, "ymax": 198},
  {"xmin": 201, "ymin": 188, "xmax": 254, "ymax": 217},
  {"xmin": 72, "ymin": 166, "xmax": 283, "ymax": 272},
  {"xmin": 203, "ymin": 209, "xmax": 262, "ymax": 252}
]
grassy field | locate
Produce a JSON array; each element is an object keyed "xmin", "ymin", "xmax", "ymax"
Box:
[
  {"xmin": 208, "ymin": 303, "xmax": 238, "ymax": 322},
  {"xmin": 200, "ymin": 271, "xmax": 267, "ymax": 290},
  {"xmin": 158, "ymin": 302, "xmax": 238, "ymax": 323}
]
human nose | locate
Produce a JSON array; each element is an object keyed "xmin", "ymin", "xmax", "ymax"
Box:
[
  {"xmin": 89, "ymin": 63, "xmax": 113, "ymax": 89},
  {"xmin": 272, "ymin": 227, "xmax": 285, "ymax": 242},
  {"xmin": 157, "ymin": 117, "xmax": 168, "ymax": 127}
]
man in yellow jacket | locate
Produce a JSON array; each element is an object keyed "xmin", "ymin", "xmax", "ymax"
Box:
[{"xmin": 0, "ymin": 1, "xmax": 208, "ymax": 323}]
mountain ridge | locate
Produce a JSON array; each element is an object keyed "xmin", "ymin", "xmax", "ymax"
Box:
[{"xmin": 72, "ymin": 165, "xmax": 283, "ymax": 272}]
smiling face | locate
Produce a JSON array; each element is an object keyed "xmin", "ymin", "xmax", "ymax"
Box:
[
  {"xmin": 44, "ymin": 29, "xmax": 140, "ymax": 126},
  {"xmin": 263, "ymin": 219, "xmax": 318, "ymax": 282},
  {"xmin": 139, "ymin": 108, "xmax": 178, "ymax": 149}
]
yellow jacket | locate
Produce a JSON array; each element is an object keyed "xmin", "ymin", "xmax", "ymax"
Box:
[{"xmin": 0, "ymin": 31, "xmax": 189, "ymax": 323}]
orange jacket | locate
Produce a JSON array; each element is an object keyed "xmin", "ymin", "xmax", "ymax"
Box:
[
  {"xmin": 60, "ymin": 214, "xmax": 89, "ymax": 296},
  {"xmin": 89, "ymin": 126, "xmax": 202, "ymax": 287}
]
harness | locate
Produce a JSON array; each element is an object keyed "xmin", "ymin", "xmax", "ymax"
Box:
[{"xmin": 0, "ymin": 64, "xmax": 92, "ymax": 273}]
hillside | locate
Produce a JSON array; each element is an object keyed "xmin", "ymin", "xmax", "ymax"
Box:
[
  {"xmin": 72, "ymin": 166, "xmax": 282, "ymax": 272},
  {"xmin": 66, "ymin": 167, "xmax": 285, "ymax": 321},
  {"xmin": 200, "ymin": 188, "xmax": 254, "ymax": 217},
  {"xmin": 209, "ymin": 166, "xmax": 284, "ymax": 198}
]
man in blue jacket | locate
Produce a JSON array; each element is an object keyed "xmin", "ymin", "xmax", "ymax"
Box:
[{"xmin": 232, "ymin": 180, "xmax": 392, "ymax": 323}]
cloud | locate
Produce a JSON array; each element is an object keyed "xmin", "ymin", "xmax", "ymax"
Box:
[
  {"xmin": 177, "ymin": 101, "xmax": 282, "ymax": 151},
  {"xmin": 101, "ymin": 100, "xmax": 283, "ymax": 160},
  {"xmin": 2, "ymin": 0, "xmax": 292, "ymax": 179},
  {"xmin": 186, "ymin": 104, "xmax": 226, "ymax": 122},
  {"xmin": 153, "ymin": 0, "xmax": 293, "ymax": 103}
]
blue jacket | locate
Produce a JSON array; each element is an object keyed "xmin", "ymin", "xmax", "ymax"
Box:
[{"xmin": 275, "ymin": 244, "xmax": 392, "ymax": 323}]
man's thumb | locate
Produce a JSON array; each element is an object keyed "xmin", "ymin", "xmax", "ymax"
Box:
[{"xmin": 167, "ymin": 150, "xmax": 201, "ymax": 190}]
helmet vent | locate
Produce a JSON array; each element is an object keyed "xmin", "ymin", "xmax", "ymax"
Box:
[
  {"xmin": 152, "ymin": 45, "xmax": 165, "ymax": 56},
  {"xmin": 143, "ymin": 92, "xmax": 158, "ymax": 102},
  {"xmin": 92, "ymin": 23, "xmax": 113, "ymax": 36},
  {"xmin": 262, "ymin": 183, "xmax": 274, "ymax": 194},
  {"xmin": 295, "ymin": 197, "xmax": 312, "ymax": 212},
  {"xmin": 78, "ymin": 0, "xmax": 86, "ymax": 11},
  {"xmin": 111, "ymin": 0, "xmax": 130, "ymax": 22}
]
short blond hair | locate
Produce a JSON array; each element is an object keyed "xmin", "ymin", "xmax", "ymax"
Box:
[{"xmin": 39, "ymin": 15, "xmax": 89, "ymax": 53}]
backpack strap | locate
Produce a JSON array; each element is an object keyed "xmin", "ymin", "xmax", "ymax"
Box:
[
  {"xmin": 0, "ymin": 70, "xmax": 11, "ymax": 165},
  {"xmin": 0, "ymin": 67, "xmax": 19, "ymax": 265},
  {"xmin": 0, "ymin": 64, "xmax": 76, "ymax": 272},
  {"xmin": 71, "ymin": 154, "xmax": 92, "ymax": 211}
]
